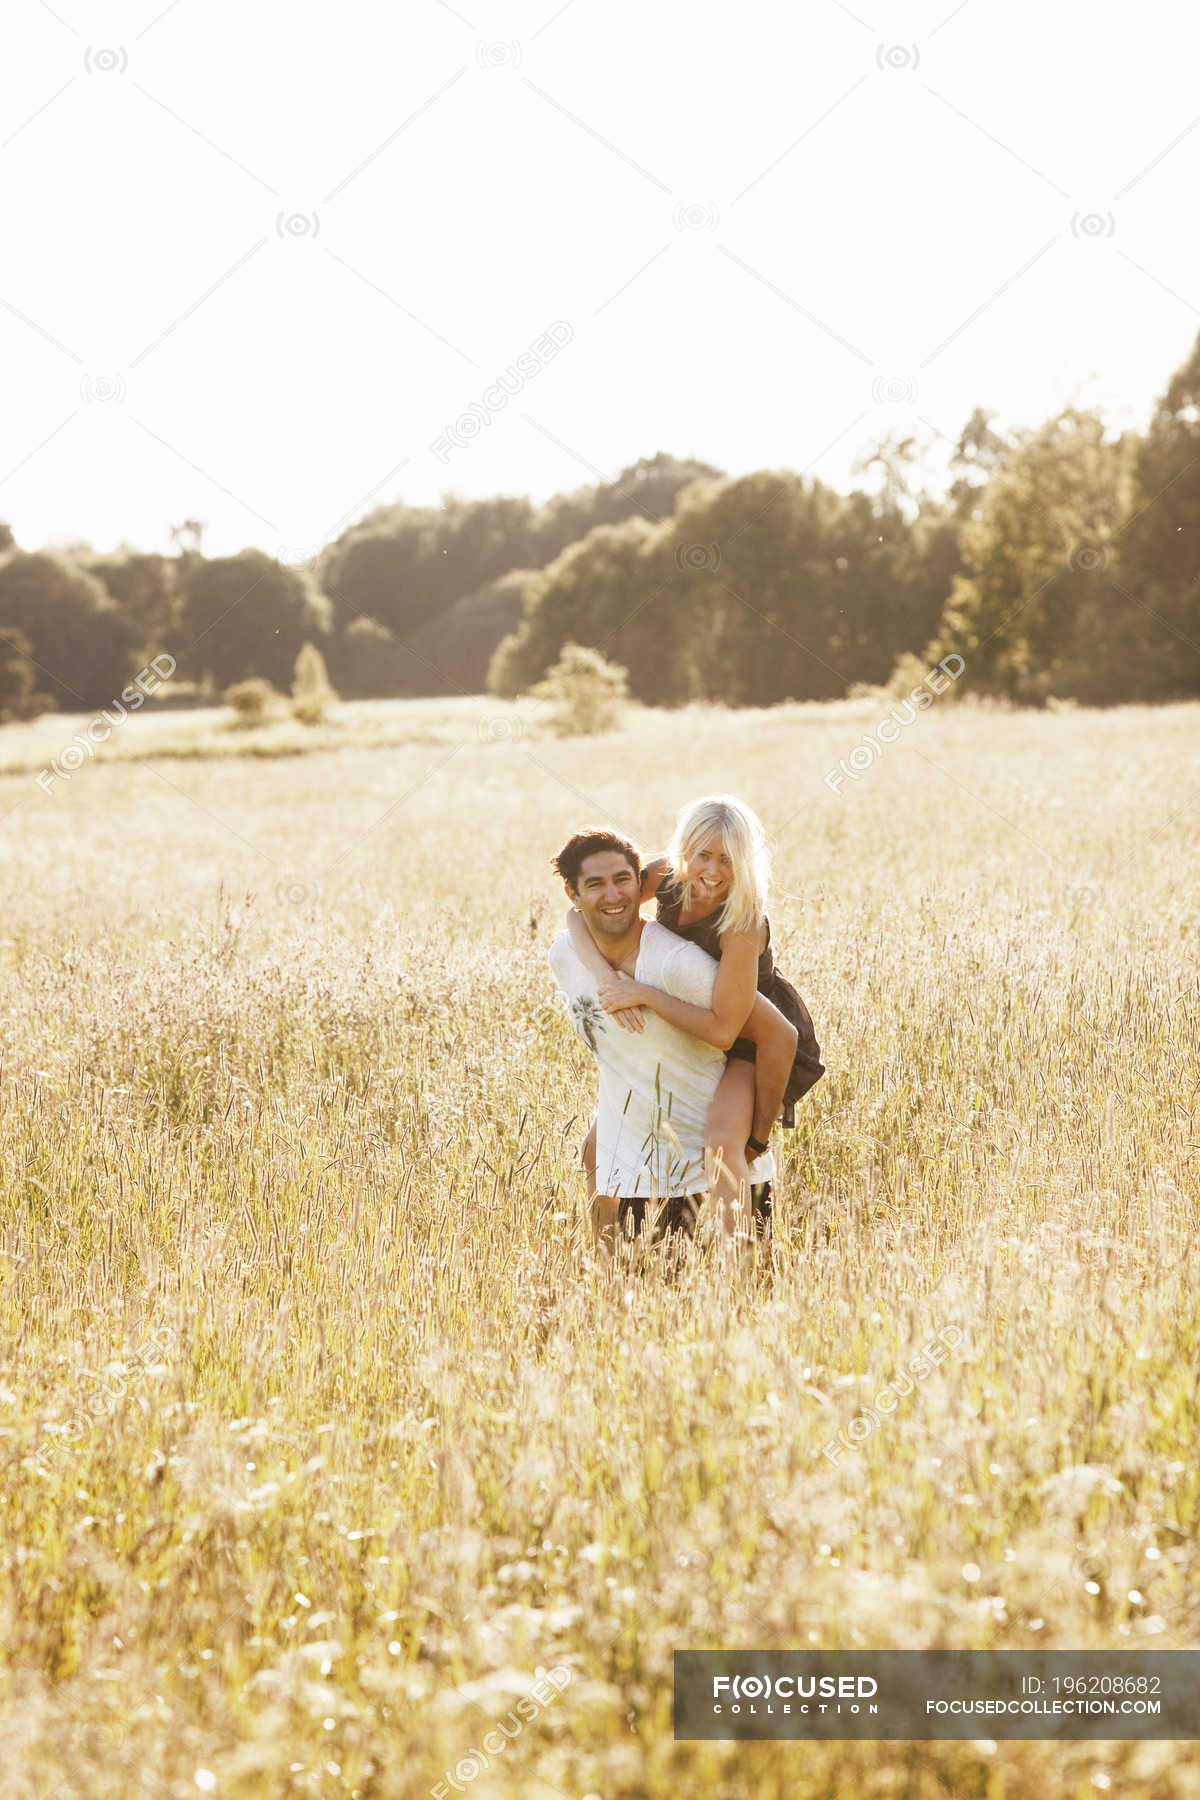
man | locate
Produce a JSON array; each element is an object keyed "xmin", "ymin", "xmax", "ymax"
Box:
[{"xmin": 547, "ymin": 825, "xmax": 779, "ymax": 1253}]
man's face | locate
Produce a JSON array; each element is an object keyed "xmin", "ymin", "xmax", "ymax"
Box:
[{"xmin": 570, "ymin": 850, "xmax": 640, "ymax": 940}]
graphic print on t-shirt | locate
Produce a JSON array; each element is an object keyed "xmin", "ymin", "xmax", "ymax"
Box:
[{"xmin": 569, "ymin": 993, "xmax": 606, "ymax": 1052}]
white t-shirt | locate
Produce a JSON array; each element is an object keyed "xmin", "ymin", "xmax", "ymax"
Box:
[{"xmin": 547, "ymin": 918, "xmax": 776, "ymax": 1199}]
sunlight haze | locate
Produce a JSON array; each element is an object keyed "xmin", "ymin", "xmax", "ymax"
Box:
[{"xmin": 3, "ymin": 0, "xmax": 1198, "ymax": 556}]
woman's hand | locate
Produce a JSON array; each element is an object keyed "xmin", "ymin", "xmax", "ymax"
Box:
[
  {"xmin": 596, "ymin": 972, "xmax": 647, "ymax": 1033},
  {"xmin": 599, "ymin": 976, "xmax": 648, "ymax": 1012}
]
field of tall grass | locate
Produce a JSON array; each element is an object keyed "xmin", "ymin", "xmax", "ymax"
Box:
[{"xmin": 1, "ymin": 693, "xmax": 1198, "ymax": 1798}]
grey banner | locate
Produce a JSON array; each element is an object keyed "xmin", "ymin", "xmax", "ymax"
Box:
[{"xmin": 674, "ymin": 1651, "xmax": 1200, "ymax": 1739}]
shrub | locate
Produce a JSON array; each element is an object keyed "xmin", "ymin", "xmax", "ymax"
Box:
[
  {"xmin": 885, "ymin": 649, "xmax": 966, "ymax": 703},
  {"xmin": 0, "ymin": 627, "xmax": 53, "ymax": 723},
  {"xmin": 531, "ymin": 642, "xmax": 628, "ymax": 736},
  {"xmin": 291, "ymin": 642, "xmax": 337, "ymax": 725},
  {"xmin": 225, "ymin": 678, "xmax": 284, "ymax": 729}
]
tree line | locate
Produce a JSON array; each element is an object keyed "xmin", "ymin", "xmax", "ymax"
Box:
[
  {"xmin": 493, "ymin": 330, "xmax": 1200, "ymax": 709},
  {"xmin": 0, "ymin": 454, "xmax": 720, "ymax": 718},
  {"xmin": 2, "ymin": 332, "xmax": 1198, "ymax": 723}
]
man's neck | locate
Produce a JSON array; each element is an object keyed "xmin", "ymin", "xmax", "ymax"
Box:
[{"xmin": 590, "ymin": 914, "xmax": 644, "ymax": 972}]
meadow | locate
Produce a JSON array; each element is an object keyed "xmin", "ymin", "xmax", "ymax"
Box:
[{"xmin": 1, "ymin": 692, "xmax": 1198, "ymax": 1799}]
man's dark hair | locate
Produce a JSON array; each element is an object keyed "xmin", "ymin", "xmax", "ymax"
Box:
[{"xmin": 552, "ymin": 827, "xmax": 641, "ymax": 893}]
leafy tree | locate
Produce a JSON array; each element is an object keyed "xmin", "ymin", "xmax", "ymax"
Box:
[
  {"xmin": 852, "ymin": 431, "xmax": 923, "ymax": 516},
  {"xmin": 532, "ymin": 452, "xmax": 723, "ymax": 561},
  {"xmin": 848, "ymin": 427, "xmax": 976, "ymax": 674},
  {"xmin": 169, "ymin": 519, "xmax": 207, "ymax": 559},
  {"xmin": 488, "ymin": 516, "xmax": 669, "ymax": 700},
  {"xmin": 947, "ymin": 407, "xmax": 1013, "ymax": 522},
  {"xmin": 1115, "ymin": 329, "xmax": 1200, "ymax": 698},
  {"xmin": 662, "ymin": 471, "xmax": 847, "ymax": 705},
  {"xmin": 491, "ymin": 468, "xmax": 947, "ymax": 707},
  {"xmin": 929, "ymin": 409, "xmax": 1137, "ymax": 703},
  {"xmin": 326, "ymin": 617, "xmax": 415, "ymax": 700},
  {"xmin": 0, "ymin": 627, "xmax": 51, "ymax": 722},
  {"xmin": 316, "ymin": 458, "xmax": 721, "ymax": 698},
  {"xmin": 318, "ymin": 514, "xmax": 431, "ymax": 640},
  {"xmin": 884, "ymin": 499, "xmax": 965, "ymax": 677},
  {"xmin": 179, "ymin": 550, "xmax": 332, "ymax": 692},
  {"xmin": 320, "ymin": 497, "xmax": 539, "ymax": 640},
  {"xmin": 84, "ymin": 550, "xmax": 181, "ymax": 662},
  {"xmin": 402, "ymin": 568, "xmax": 533, "ymax": 694},
  {"xmin": 0, "ymin": 551, "xmax": 141, "ymax": 708},
  {"xmin": 319, "ymin": 514, "xmax": 440, "ymax": 639},
  {"xmin": 435, "ymin": 495, "xmax": 541, "ymax": 598}
]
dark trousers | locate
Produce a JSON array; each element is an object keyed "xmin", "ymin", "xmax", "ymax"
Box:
[{"xmin": 617, "ymin": 1181, "xmax": 773, "ymax": 1245}]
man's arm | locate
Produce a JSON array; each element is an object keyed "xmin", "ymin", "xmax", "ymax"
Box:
[
  {"xmin": 567, "ymin": 907, "xmax": 644, "ymax": 1033},
  {"xmin": 546, "ymin": 932, "xmax": 583, "ymax": 1026}
]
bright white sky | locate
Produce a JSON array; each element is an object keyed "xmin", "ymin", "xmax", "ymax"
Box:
[{"xmin": 3, "ymin": 0, "xmax": 1199, "ymax": 559}]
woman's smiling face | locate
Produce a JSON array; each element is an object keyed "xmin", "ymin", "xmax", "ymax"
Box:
[{"xmin": 686, "ymin": 830, "xmax": 733, "ymax": 909}]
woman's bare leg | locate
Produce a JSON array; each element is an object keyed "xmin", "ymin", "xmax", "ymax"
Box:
[
  {"xmin": 705, "ymin": 1059, "xmax": 757, "ymax": 1240},
  {"xmin": 740, "ymin": 995, "xmax": 798, "ymax": 1148}
]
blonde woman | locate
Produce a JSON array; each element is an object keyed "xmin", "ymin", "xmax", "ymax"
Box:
[{"xmin": 567, "ymin": 794, "xmax": 823, "ymax": 1228}]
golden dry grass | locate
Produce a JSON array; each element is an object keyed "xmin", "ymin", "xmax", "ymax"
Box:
[{"xmin": 1, "ymin": 693, "xmax": 1198, "ymax": 1799}]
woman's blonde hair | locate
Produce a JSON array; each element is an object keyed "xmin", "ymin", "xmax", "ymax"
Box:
[{"xmin": 668, "ymin": 794, "xmax": 770, "ymax": 937}]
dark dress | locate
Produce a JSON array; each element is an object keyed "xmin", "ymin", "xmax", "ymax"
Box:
[{"xmin": 655, "ymin": 874, "xmax": 824, "ymax": 1127}]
